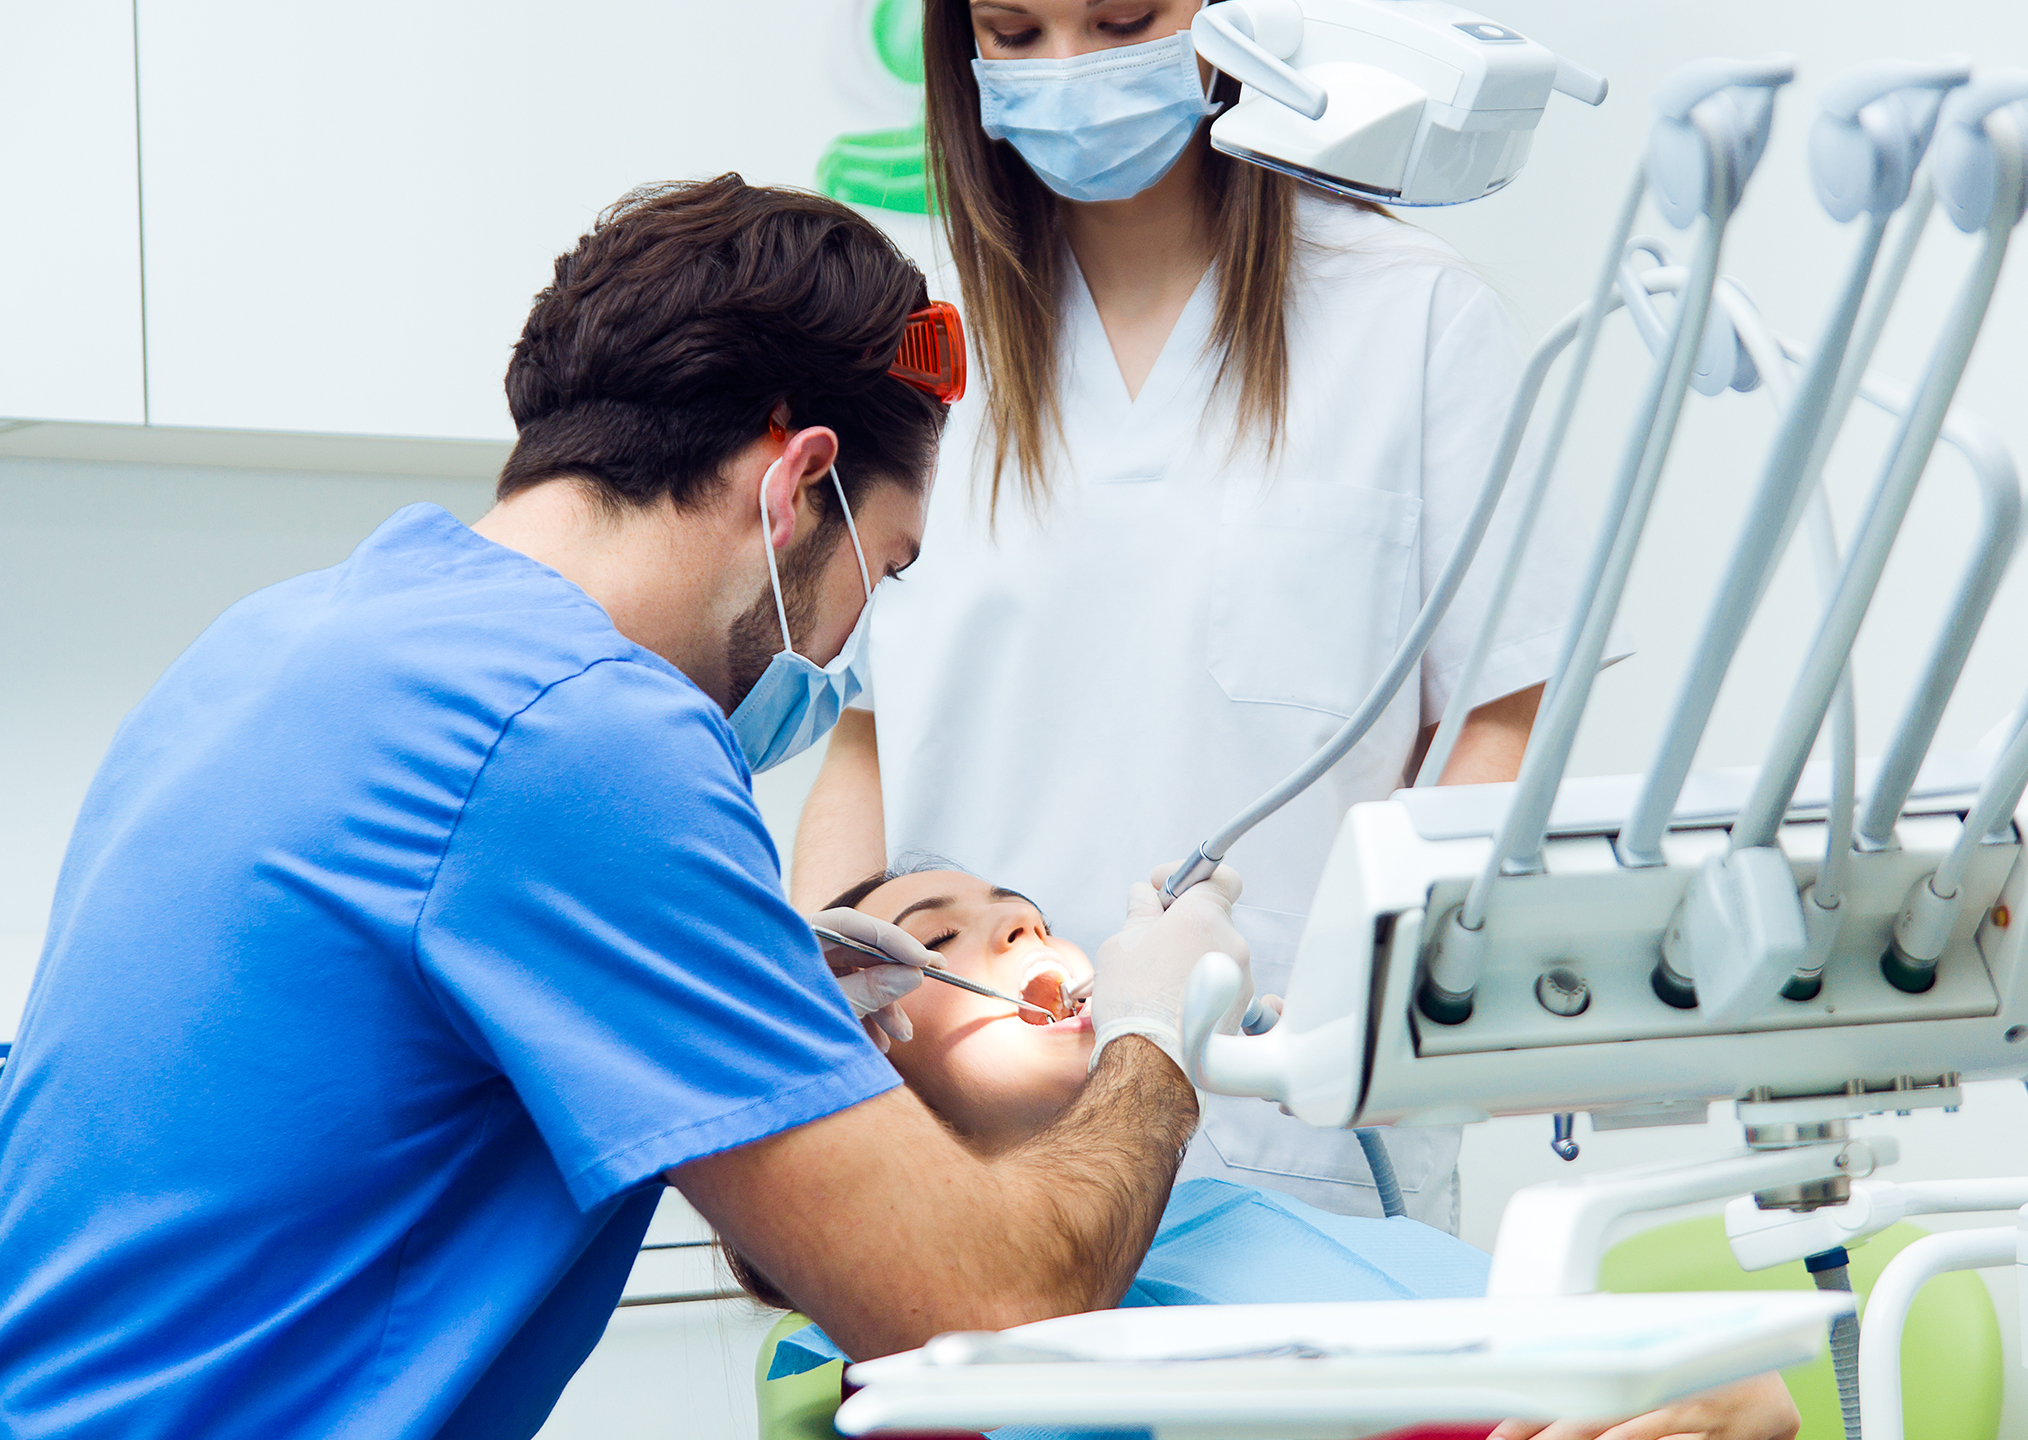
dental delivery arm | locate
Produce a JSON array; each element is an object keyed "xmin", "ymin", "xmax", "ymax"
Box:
[{"xmin": 670, "ymin": 1035, "xmax": 1196, "ymax": 1361}]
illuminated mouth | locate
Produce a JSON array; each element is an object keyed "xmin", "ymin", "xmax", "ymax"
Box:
[{"xmin": 1016, "ymin": 951, "xmax": 1078, "ymax": 1026}]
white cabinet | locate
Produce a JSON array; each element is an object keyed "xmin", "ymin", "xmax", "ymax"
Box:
[
  {"xmin": 0, "ymin": 1, "xmax": 146, "ymax": 425},
  {"xmin": 135, "ymin": 0, "xmax": 887, "ymax": 442}
]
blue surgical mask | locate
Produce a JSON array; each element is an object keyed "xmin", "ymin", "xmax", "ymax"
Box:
[
  {"xmin": 727, "ymin": 462, "xmax": 874, "ymax": 774},
  {"xmin": 973, "ymin": 30, "xmax": 1219, "ymax": 204}
]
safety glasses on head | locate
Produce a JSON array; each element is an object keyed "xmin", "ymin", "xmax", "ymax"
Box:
[{"xmin": 888, "ymin": 301, "xmax": 967, "ymax": 404}]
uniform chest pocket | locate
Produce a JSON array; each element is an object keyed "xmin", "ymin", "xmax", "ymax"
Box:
[{"xmin": 1207, "ymin": 481, "xmax": 1423, "ymax": 716}]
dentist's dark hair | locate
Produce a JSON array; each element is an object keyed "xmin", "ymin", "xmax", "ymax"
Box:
[{"xmin": 499, "ymin": 174, "xmax": 946, "ymax": 515}]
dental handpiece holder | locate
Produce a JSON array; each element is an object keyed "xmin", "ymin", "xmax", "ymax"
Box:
[
  {"xmin": 1193, "ymin": 0, "xmax": 1608, "ymax": 205},
  {"xmin": 1179, "ymin": 57, "xmax": 2028, "ymax": 1293}
]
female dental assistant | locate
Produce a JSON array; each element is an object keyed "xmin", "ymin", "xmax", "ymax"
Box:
[{"xmin": 794, "ymin": 0, "xmax": 1610, "ymax": 1227}]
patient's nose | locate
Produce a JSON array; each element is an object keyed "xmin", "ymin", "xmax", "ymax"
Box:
[{"xmin": 988, "ymin": 907, "xmax": 1040, "ymax": 954}]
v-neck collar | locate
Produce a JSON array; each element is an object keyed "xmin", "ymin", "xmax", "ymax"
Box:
[{"xmin": 1064, "ymin": 253, "xmax": 1217, "ymax": 416}]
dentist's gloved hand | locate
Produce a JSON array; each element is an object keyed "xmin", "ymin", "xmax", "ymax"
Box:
[
  {"xmin": 1087, "ymin": 861, "xmax": 1252, "ymax": 1077},
  {"xmin": 811, "ymin": 907, "xmax": 937, "ymax": 1053}
]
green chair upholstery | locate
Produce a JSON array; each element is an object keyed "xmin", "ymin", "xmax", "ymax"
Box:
[
  {"xmin": 755, "ymin": 1311, "xmax": 845, "ymax": 1440},
  {"xmin": 1602, "ymin": 1215, "xmax": 2003, "ymax": 1440}
]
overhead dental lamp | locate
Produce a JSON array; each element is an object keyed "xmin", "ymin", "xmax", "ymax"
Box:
[{"xmin": 1191, "ymin": 0, "xmax": 1610, "ymax": 204}]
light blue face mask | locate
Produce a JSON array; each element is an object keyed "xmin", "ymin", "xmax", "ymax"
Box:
[
  {"xmin": 973, "ymin": 29, "xmax": 1219, "ymax": 204},
  {"xmin": 726, "ymin": 461, "xmax": 874, "ymax": 774}
]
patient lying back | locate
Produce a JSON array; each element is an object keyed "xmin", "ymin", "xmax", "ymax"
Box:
[
  {"xmin": 746, "ymin": 867, "xmax": 1797, "ymax": 1440},
  {"xmin": 750, "ymin": 867, "xmax": 1490, "ymax": 1313}
]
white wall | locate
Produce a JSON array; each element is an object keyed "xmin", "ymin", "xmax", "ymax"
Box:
[
  {"xmin": 0, "ymin": 454, "xmax": 496, "ymax": 1027},
  {"xmin": 0, "ymin": 1, "xmax": 145, "ymax": 423}
]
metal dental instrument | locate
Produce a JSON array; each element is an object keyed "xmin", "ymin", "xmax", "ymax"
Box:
[
  {"xmin": 915, "ymin": 967, "xmax": 1062, "ymax": 1018},
  {"xmin": 810, "ymin": 924, "xmax": 1060, "ymax": 1019}
]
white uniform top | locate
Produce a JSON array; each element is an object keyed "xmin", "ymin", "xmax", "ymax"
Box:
[{"xmin": 859, "ymin": 197, "xmax": 1592, "ymax": 1229}]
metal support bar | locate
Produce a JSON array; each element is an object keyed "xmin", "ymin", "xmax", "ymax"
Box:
[
  {"xmin": 1486, "ymin": 1139, "xmax": 1892, "ymax": 1298},
  {"xmin": 1857, "ymin": 1224, "xmax": 2017, "ymax": 1440}
]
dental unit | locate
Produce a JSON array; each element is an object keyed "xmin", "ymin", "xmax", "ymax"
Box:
[{"xmin": 841, "ymin": 27, "xmax": 2028, "ymax": 1440}]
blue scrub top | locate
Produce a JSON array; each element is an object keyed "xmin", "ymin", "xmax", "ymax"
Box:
[{"xmin": 0, "ymin": 505, "xmax": 898, "ymax": 1440}]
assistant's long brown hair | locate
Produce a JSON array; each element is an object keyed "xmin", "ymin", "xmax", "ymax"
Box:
[{"xmin": 923, "ymin": 1, "xmax": 1383, "ymax": 515}]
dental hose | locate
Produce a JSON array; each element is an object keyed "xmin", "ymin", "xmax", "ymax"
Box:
[
  {"xmin": 1355, "ymin": 1128, "xmax": 1406, "ymax": 1219},
  {"xmin": 1156, "ymin": 170, "xmax": 1625, "ymax": 918},
  {"xmin": 1808, "ymin": 1248, "xmax": 1862, "ymax": 1440}
]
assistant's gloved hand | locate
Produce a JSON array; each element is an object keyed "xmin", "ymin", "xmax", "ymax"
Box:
[
  {"xmin": 810, "ymin": 906, "xmax": 937, "ymax": 1053},
  {"xmin": 1088, "ymin": 861, "xmax": 1252, "ymax": 1077}
]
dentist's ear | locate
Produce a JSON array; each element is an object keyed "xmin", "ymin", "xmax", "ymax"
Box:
[{"xmin": 758, "ymin": 425, "xmax": 841, "ymax": 551}]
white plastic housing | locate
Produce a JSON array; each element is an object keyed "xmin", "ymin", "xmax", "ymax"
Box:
[
  {"xmin": 1659, "ymin": 845, "xmax": 1809, "ymax": 1027},
  {"xmin": 1190, "ymin": 755, "xmax": 2028, "ymax": 1130},
  {"xmin": 838, "ymin": 1292, "xmax": 1851, "ymax": 1436},
  {"xmin": 1203, "ymin": 0, "xmax": 1566, "ymax": 204}
]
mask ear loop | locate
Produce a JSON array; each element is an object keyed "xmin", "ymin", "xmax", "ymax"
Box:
[
  {"xmin": 1182, "ymin": 27, "xmax": 1222, "ymax": 115},
  {"xmin": 758, "ymin": 459, "xmax": 874, "ymax": 657},
  {"xmin": 831, "ymin": 467, "xmax": 872, "ymax": 598},
  {"xmin": 757, "ymin": 459, "xmax": 796, "ymax": 653}
]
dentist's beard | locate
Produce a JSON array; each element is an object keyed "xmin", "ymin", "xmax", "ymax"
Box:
[{"xmin": 723, "ymin": 525, "xmax": 835, "ymax": 712}]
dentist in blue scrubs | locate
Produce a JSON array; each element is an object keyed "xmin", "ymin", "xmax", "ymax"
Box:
[{"xmin": 0, "ymin": 177, "xmax": 1248, "ymax": 1440}]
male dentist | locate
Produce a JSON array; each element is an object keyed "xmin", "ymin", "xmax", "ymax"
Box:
[{"xmin": 0, "ymin": 176, "xmax": 1247, "ymax": 1440}]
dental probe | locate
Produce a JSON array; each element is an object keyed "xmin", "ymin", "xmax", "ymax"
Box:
[{"xmin": 810, "ymin": 924, "xmax": 1059, "ymax": 1019}]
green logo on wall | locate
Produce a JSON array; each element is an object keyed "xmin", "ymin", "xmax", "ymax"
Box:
[{"xmin": 816, "ymin": 0, "xmax": 930, "ymax": 215}]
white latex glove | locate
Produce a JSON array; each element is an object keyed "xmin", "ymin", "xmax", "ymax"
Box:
[
  {"xmin": 1088, "ymin": 861, "xmax": 1252, "ymax": 1077},
  {"xmin": 810, "ymin": 906, "xmax": 937, "ymax": 1053}
]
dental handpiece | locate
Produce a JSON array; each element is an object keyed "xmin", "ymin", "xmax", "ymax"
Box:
[
  {"xmin": 1147, "ymin": 864, "xmax": 1280, "ymax": 1034},
  {"xmin": 811, "ymin": 924, "xmax": 1058, "ymax": 1019}
]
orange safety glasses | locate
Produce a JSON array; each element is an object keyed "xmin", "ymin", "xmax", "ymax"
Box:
[{"xmin": 888, "ymin": 301, "xmax": 967, "ymax": 404}]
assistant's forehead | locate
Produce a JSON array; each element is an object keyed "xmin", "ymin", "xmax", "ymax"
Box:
[{"xmin": 860, "ymin": 870, "xmax": 994, "ymax": 923}]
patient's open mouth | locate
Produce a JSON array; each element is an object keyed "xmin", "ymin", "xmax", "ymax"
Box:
[{"xmin": 1017, "ymin": 953, "xmax": 1075, "ymax": 1026}]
